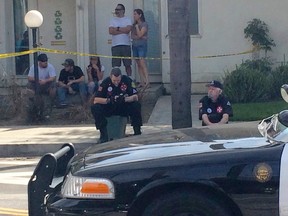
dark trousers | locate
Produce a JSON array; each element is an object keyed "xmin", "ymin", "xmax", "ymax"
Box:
[{"xmin": 91, "ymin": 102, "xmax": 143, "ymax": 130}]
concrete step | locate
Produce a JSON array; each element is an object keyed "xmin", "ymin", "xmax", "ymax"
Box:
[{"xmin": 46, "ymin": 84, "xmax": 164, "ymax": 125}]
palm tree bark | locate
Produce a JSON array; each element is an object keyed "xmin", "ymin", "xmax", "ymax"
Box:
[{"xmin": 168, "ymin": 0, "xmax": 192, "ymax": 129}]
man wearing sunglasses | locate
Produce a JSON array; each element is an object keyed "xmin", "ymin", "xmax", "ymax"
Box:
[{"xmin": 109, "ymin": 4, "xmax": 132, "ymax": 77}]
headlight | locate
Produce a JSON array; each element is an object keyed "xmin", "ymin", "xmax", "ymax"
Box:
[{"xmin": 61, "ymin": 173, "xmax": 115, "ymax": 199}]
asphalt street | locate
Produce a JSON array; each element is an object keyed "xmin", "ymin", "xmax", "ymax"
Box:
[{"xmin": 0, "ymin": 157, "xmax": 38, "ymax": 215}]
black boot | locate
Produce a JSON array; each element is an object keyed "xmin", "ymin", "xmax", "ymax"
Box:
[
  {"xmin": 133, "ymin": 126, "xmax": 142, "ymax": 135},
  {"xmin": 99, "ymin": 127, "xmax": 108, "ymax": 143}
]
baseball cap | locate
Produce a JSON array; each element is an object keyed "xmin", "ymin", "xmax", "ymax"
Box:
[
  {"xmin": 206, "ymin": 80, "xmax": 223, "ymax": 90},
  {"xmin": 37, "ymin": 53, "xmax": 48, "ymax": 62},
  {"xmin": 62, "ymin": 59, "xmax": 74, "ymax": 67}
]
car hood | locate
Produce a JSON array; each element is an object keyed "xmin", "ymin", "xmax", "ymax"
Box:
[{"xmin": 71, "ymin": 137, "xmax": 270, "ymax": 171}]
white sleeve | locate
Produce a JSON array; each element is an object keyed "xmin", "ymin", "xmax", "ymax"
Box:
[
  {"xmin": 27, "ymin": 65, "xmax": 34, "ymax": 77},
  {"xmin": 126, "ymin": 17, "xmax": 132, "ymax": 26},
  {"xmin": 48, "ymin": 64, "xmax": 57, "ymax": 77}
]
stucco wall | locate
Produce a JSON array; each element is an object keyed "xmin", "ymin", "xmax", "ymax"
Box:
[
  {"xmin": 191, "ymin": 0, "xmax": 288, "ymax": 87},
  {"xmin": 37, "ymin": 0, "xmax": 77, "ymax": 76},
  {"xmin": 0, "ymin": 1, "xmax": 17, "ymax": 88},
  {"xmin": 2, "ymin": 0, "xmax": 288, "ymax": 93}
]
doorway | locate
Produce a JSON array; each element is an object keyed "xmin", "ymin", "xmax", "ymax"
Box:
[{"xmin": 94, "ymin": 0, "xmax": 162, "ymax": 82}]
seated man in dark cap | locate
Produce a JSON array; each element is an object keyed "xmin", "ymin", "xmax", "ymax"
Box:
[
  {"xmin": 91, "ymin": 67, "xmax": 142, "ymax": 143},
  {"xmin": 27, "ymin": 53, "xmax": 57, "ymax": 102},
  {"xmin": 57, "ymin": 59, "xmax": 87, "ymax": 106},
  {"xmin": 199, "ymin": 80, "xmax": 233, "ymax": 126}
]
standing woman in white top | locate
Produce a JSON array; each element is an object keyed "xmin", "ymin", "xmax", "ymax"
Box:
[{"xmin": 131, "ymin": 9, "xmax": 150, "ymax": 88}]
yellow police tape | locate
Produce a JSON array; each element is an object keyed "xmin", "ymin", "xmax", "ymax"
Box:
[
  {"xmin": 194, "ymin": 46, "xmax": 259, "ymax": 59},
  {"xmin": 0, "ymin": 50, "xmax": 35, "ymax": 59},
  {"xmin": 0, "ymin": 46, "xmax": 258, "ymax": 60},
  {"xmin": 36, "ymin": 47, "xmax": 168, "ymax": 60}
]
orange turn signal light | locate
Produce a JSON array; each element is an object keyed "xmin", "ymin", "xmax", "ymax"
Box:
[{"xmin": 81, "ymin": 181, "xmax": 110, "ymax": 194}]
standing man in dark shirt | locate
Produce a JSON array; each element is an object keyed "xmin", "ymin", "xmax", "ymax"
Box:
[
  {"xmin": 199, "ymin": 80, "xmax": 233, "ymax": 126},
  {"xmin": 57, "ymin": 59, "xmax": 87, "ymax": 106},
  {"xmin": 91, "ymin": 67, "xmax": 142, "ymax": 143}
]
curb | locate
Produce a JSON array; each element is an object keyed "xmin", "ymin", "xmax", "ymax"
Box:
[
  {"xmin": 0, "ymin": 122, "xmax": 261, "ymax": 157},
  {"xmin": 0, "ymin": 142, "xmax": 94, "ymax": 157}
]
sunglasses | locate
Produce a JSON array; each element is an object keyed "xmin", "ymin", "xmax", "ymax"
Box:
[{"xmin": 115, "ymin": 8, "xmax": 123, "ymax": 11}]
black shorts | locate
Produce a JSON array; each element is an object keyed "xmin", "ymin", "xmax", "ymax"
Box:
[{"xmin": 111, "ymin": 45, "xmax": 132, "ymax": 67}]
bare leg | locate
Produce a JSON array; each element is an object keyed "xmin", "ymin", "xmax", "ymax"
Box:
[
  {"xmin": 125, "ymin": 65, "xmax": 132, "ymax": 76},
  {"xmin": 135, "ymin": 59, "xmax": 145, "ymax": 87},
  {"xmin": 139, "ymin": 58, "xmax": 149, "ymax": 87}
]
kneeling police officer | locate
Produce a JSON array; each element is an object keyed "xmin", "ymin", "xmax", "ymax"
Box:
[{"xmin": 91, "ymin": 67, "xmax": 142, "ymax": 143}]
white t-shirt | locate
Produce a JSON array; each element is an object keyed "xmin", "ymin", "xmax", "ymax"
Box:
[
  {"xmin": 109, "ymin": 16, "xmax": 132, "ymax": 47},
  {"xmin": 28, "ymin": 63, "xmax": 57, "ymax": 80},
  {"xmin": 98, "ymin": 65, "xmax": 105, "ymax": 84},
  {"xmin": 100, "ymin": 65, "xmax": 105, "ymax": 72}
]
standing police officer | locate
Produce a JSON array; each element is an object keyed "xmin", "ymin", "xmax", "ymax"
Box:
[
  {"xmin": 91, "ymin": 67, "xmax": 142, "ymax": 143},
  {"xmin": 199, "ymin": 80, "xmax": 233, "ymax": 126}
]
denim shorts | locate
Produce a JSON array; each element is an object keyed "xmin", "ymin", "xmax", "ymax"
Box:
[{"xmin": 132, "ymin": 41, "xmax": 147, "ymax": 58}]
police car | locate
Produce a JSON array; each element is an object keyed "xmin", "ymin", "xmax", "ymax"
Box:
[
  {"xmin": 28, "ymin": 126, "xmax": 288, "ymax": 216},
  {"xmin": 28, "ymin": 85, "xmax": 288, "ymax": 216}
]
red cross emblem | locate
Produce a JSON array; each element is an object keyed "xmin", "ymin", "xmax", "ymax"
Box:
[
  {"xmin": 217, "ymin": 106, "xmax": 223, "ymax": 113},
  {"xmin": 120, "ymin": 83, "xmax": 127, "ymax": 91}
]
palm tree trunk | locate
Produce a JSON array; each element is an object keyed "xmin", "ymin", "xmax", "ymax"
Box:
[{"xmin": 168, "ymin": 0, "xmax": 192, "ymax": 129}]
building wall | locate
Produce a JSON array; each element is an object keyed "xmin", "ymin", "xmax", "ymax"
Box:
[
  {"xmin": 37, "ymin": 0, "xmax": 77, "ymax": 75},
  {"xmin": 0, "ymin": 1, "xmax": 15, "ymax": 89},
  {"xmin": 38, "ymin": 0, "xmax": 145, "ymax": 80},
  {"xmin": 161, "ymin": 0, "xmax": 288, "ymax": 93},
  {"xmin": 190, "ymin": 0, "xmax": 288, "ymax": 92},
  {"xmin": 2, "ymin": 0, "xmax": 288, "ymax": 94}
]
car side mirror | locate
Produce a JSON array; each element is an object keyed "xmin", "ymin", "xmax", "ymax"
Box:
[{"xmin": 281, "ymin": 84, "xmax": 288, "ymax": 103}]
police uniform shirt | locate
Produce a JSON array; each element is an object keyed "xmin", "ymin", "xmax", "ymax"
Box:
[
  {"xmin": 200, "ymin": 95, "xmax": 233, "ymax": 124},
  {"xmin": 58, "ymin": 66, "xmax": 84, "ymax": 85},
  {"xmin": 96, "ymin": 75, "xmax": 137, "ymax": 99}
]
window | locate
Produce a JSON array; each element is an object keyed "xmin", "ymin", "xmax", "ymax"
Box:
[
  {"xmin": 190, "ymin": 0, "xmax": 199, "ymax": 35},
  {"xmin": 144, "ymin": 0, "xmax": 161, "ymax": 74},
  {"xmin": 14, "ymin": 0, "xmax": 30, "ymax": 75}
]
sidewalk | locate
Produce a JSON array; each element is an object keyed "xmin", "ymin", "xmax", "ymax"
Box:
[
  {"xmin": 0, "ymin": 95, "xmax": 260, "ymax": 157},
  {"xmin": 0, "ymin": 124, "xmax": 172, "ymax": 157},
  {"xmin": 148, "ymin": 95, "xmax": 203, "ymax": 127}
]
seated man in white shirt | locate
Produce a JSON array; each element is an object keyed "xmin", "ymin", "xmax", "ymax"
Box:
[{"xmin": 27, "ymin": 53, "xmax": 57, "ymax": 103}]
